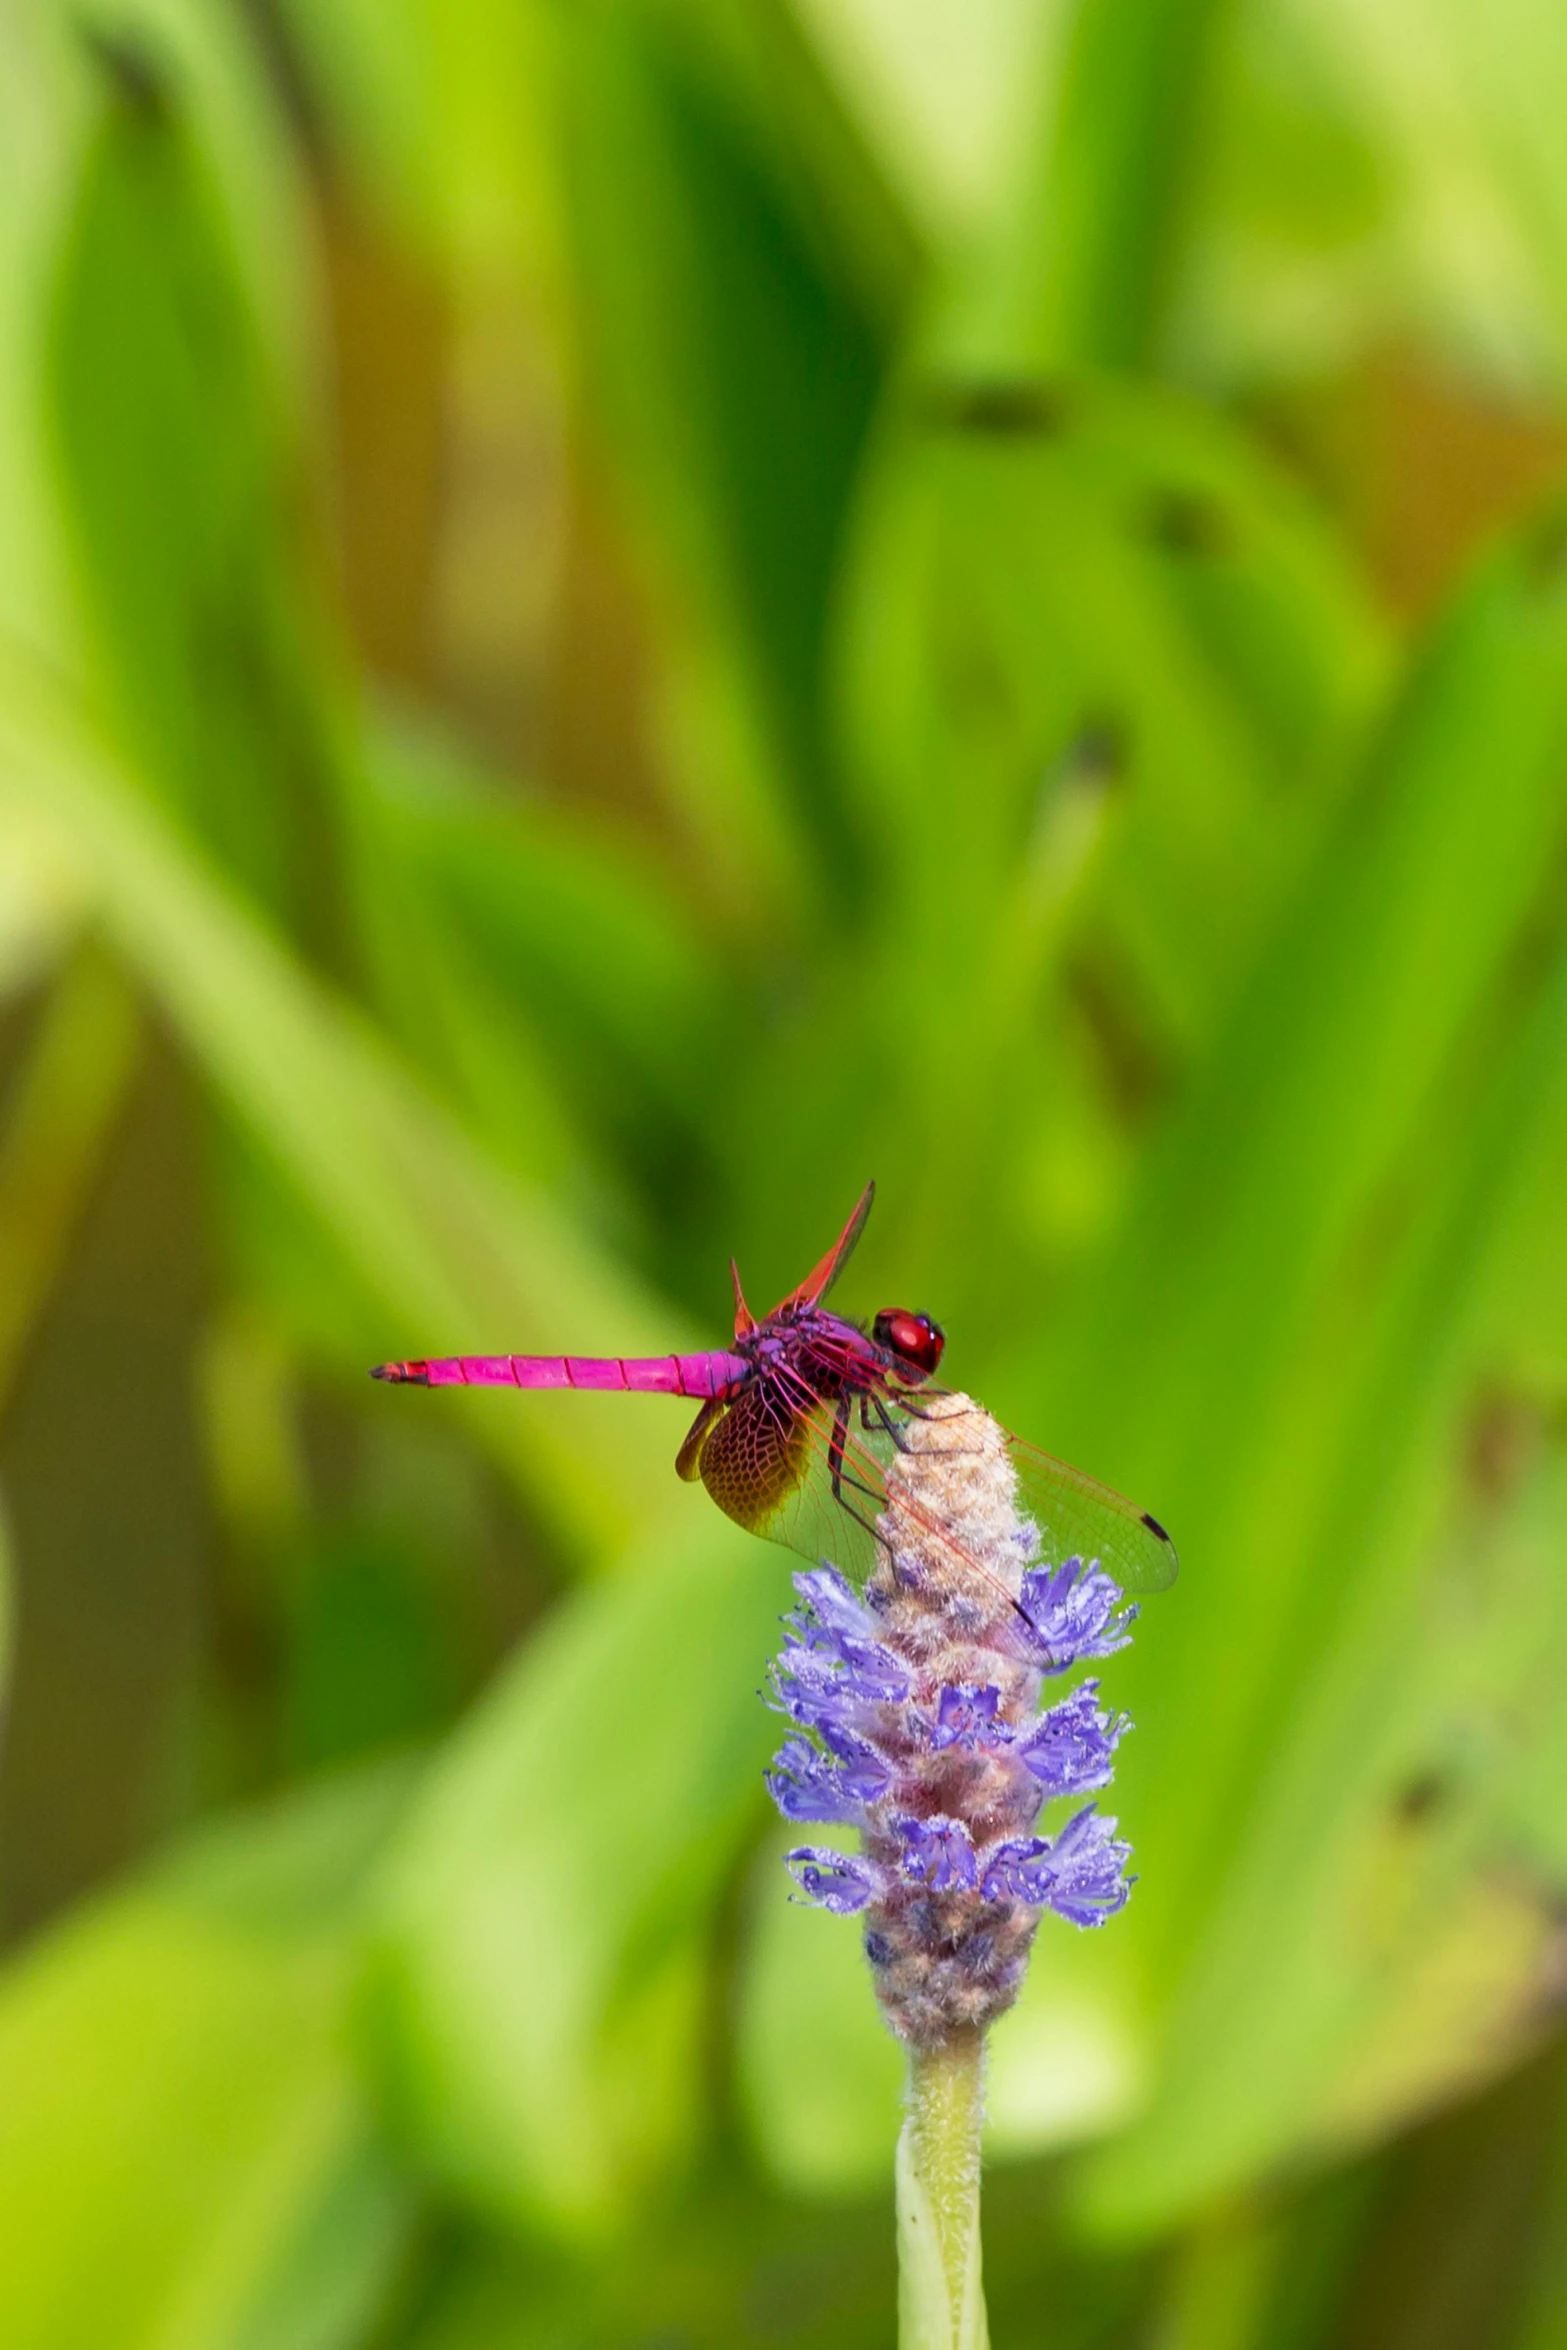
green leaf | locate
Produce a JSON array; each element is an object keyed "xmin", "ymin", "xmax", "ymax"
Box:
[
  {"xmin": 1, "ymin": 0, "xmax": 305, "ymax": 670},
  {"xmin": 0, "ymin": 945, "xmax": 141, "ymax": 1416},
  {"xmin": 0, "ymin": 1761, "xmax": 419, "ymax": 2350},
  {"xmin": 1435, "ymin": 0, "xmax": 1567, "ymax": 369},
  {"xmin": 1281, "ymin": 0, "xmax": 1567, "ymax": 389},
  {"xmin": 822, "ymin": 370, "xmax": 1386, "ymax": 1305},
  {"xmin": 558, "ymin": 0, "xmax": 894, "ymax": 895},
  {"xmin": 1033, "ymin": 518, "xmax": 1567, "ymax": 2228},
  {"xmin": 0, "ymin": 1481, "xmax": 12, "ymax": 1718},
  {"xmin": 1028, "ymin": 520, "xmax": 1567, "ymax": 1894},
  {"xmin": 347, "ymin": 718, "xmax": 728, "ymax": 1172},
  {"xmin": 737, "ymin": 1826, "xmax": 904, "ymax": 2196},
  {"xmin": 953, "ymin": 0, "xmax": 1232, "ymax": 372},
  {"xmin": 1509, "ymin": 2074, "xmax": 1567, "ymax": 2350},
  {"xmin": 48, "ymin": 50, "xmax": 338, "ymax": 933},
  {"xmin": 220, "ymin": 2132, "xmax": 412, "ymax": 2350},
  {"xmin": 0, "ymin": 652, "xmax": 697, "ymax": 1555},
  {"xmin": 364, "ymin": 1513, "xmax": 783, "ymax": 2237},
  {"xmin": 0, "ymin": 8, "xmax": 85, "ymax": 673},
  {"xmin": 844, "ymin": 373, "xmax": 1384, "ymax": 1034}
]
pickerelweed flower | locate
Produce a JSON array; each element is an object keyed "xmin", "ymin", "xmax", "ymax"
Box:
[{"xmin": 765, "ymin": 1389, "xmax": 1136, "ymax": 2046}]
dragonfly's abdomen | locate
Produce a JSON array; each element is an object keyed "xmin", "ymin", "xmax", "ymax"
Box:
[{"xmin": 372, "ymin": 1352, "xmax": 748, "ymax": 1397}]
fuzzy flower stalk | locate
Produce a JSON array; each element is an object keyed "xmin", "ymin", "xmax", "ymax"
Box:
[{"xmin": 766, "ymin": 1393, "xmax": 1136, "ymax": 2350}]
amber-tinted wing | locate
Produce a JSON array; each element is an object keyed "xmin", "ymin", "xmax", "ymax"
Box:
[
  {"xmin": 685, "ymin": 1374, "xmax": 962, "ymax": 1606},
  {"xmin": 695, "ymin": 1383, "xmax": 820, "ymax": 1530},
  {"xmin": 682, "ymin": 1378, "xmax": 880, "ymax": 1583}
]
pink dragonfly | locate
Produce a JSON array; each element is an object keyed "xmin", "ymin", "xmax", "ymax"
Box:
[{"xmin": 372, "ymin": 1184, "xmax": 1176, "ymax": 1607}]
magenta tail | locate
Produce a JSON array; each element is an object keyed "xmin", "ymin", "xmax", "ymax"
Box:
[{"xmin": 371, "ymin": 1351, "xmax": 748, "ymax": 1399}]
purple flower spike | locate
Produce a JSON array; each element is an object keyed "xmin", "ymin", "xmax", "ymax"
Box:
[
  {"xmin": 787, "ymin": 1847, "xmax": 878, "ymax": 1913},
  {"xmin": 897, "ymin": 1814, "xmax": 979, "ymax": 1891},
  {"xmin": 763, "ymin": 1394, "xmax": 1144, "ymax": 2045}
]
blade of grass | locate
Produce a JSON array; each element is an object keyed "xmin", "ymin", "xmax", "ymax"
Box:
[
  {"xmin": 48, "ymin": 56, "xmax": 341, "ymax": 946},
  {"xmin": 953, "ymin": 0, "xmax": 1234, "ymax": 371},
  {"xmin": 0, "ymin": 944, "xmax": 141, "ymax": 1419},
  {"xmin": 0, "ymin": 648, "xmax": 700, "ymax": 1557},
  {"xmin": 0, "ymin": 1760, "xmax": 420, "ymax": 2350},
  {"xmin": 364, "ymin": 1511, "xmax": 783, "ymax": 2237},
  {"xmin": 1039, "ymin": 519, "xmax": 1567, "ymax": 2225}
]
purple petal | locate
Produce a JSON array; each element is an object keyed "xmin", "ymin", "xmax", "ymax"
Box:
[
  {"xmin": 790, "ymin": 1567, "xmax": 874, "ymax": 1640},
  {"xmin": 1015, "ymin": 1681, "xmax": 1127, "ymax": 1796},
  {"xmin": 1045, "ymin": 1806, "xmax": 1134, "ymax": 1926},
  {"xmin": 819, "ymin": 1718, "xmax": 889, "ymax": 1775},
  {"xmin": 1019, "ymin": 1558, "xmax": 1136, "ymax": 1673},
  {"xmin": 929, "ymin": 1683, "xmax": 1004, "ymax": 1751},
  {"xmin": 834, "ymin": 1634, "xmax": 911, "ymax": 1700},
  {"xmin": 787, "ymin": 1847, "xmax": 879, "ymax": 1914},
  {"xmin": 770, "ymin": 1631, "xmax": 908, "ymax": 1728},
  {"xmin": 896, "ymin": 1814, "xmax": 979, "ymax": 1892},
  {"xmin": 980, "ymin": 1835, "xmax": 1051, "ymax": 1901},
  {"xmin": 777, "ymin": 1571, "xmax": 909, "ymax": 1705},
  {"xmin": 767, "ymin": 1732, "xmax": 888, "ymax": 1824},
  {"xmin": 982, "ymin": 1806, "xmax": 1132, "ymax": 1924}
]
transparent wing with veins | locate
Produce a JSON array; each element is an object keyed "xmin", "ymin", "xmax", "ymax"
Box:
[{"xmin": 687, "ymin": 1344, "xmax": 1176, "ymax": 1617}]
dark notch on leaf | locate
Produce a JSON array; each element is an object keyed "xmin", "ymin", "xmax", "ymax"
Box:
[
  {"xmin": 1067, "ymin": 717, "xmax": 1127, "ymax": 793},
  {"xmin": 80, "ymin": 21, "xmax": 170, "ymax": 117},
  {"xmin": 1147, "ymin": 488, "xmax": 1230, "ymax": 558},
  {"xmin": 1394, "ymin": 1770, "xmax": 1450, "ymax": 1827},
  {"xmin": 925, "ymin": 380, "xmax": 1070, "ymax": 439},
  {"xmin": 1523, "ymin": 503, "xmax": 1567, "ymax": 592},
  {"xmin": 1068, "ymin": 951, "xmax": 1172, "ymax": 1122}
]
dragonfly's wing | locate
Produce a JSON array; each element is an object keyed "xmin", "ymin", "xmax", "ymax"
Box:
[
  {"xmin": 770, "ymin": 1181, "xmax": 875, "ymax": 1315},
  {"xmin": 776, "ymin": 1372, "xmax": 1177, "ymax": 1599},
  {"xmin": 692, "ymin": 1380, "xmax": 885, "ymax": 1585},
  {"xmin": 690, "ymin": 1364, "xmax": 1032, "ymax": 1627},
  {"xmin": 686, "ymin": 1355, "xmax": 1176, "ymax": 1605},
  {"xmin": 792, "ymin": 1386, "xmax": 1178, "ymax": 1600},
  {"xmin": 1000, "ymin": 1427, "xmax": 1178, "ymax": 1594}
]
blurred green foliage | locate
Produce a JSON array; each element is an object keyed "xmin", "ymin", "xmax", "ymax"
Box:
[{"xmin": 4, "ymin": 0, "xmax": 1567, "ymax": 2344}]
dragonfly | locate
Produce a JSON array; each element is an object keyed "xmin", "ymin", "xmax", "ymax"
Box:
[{"xmin": 372, "ymin": 1184, "xmax": 1176, "ymax": 1612}]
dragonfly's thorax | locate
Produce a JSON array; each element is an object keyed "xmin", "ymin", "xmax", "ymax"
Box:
[{"xmin": 737, "ymin": 1305, "xmax": 886, "ymax": 1397}]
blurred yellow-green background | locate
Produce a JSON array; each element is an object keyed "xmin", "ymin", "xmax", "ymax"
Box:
[{"xmin": 6, "ymin": 0, "xmax": 1567, "ymax": 2342}]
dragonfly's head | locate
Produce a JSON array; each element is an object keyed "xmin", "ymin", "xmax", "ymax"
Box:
[{"xmin": 872, "ymin": 1308, "xmax": 945, "ymax": 1378}]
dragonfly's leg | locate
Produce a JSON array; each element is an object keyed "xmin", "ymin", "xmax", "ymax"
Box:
[
  {"xmin": 826, "ymin": 1392, "xmax": 889, "ymax": 1537},
  {"xmin": 827, "ymin": 1394, "xmax": 855, "ymax": 1503},
  {"xmin": 880, "ymin": 1382, "xmax": 943, "ymax": 1426},
  {"xmin": 877, "ymin": 1386, "xmax": 987, "ymax": 1458},
  {"xmin": 824, "ymin": 1392, "xmax": 918, "ymax": 1593},
  {"xmin": 865, "ymin": 1393, "xmax": 915, "ymax": 1452},
  {"xmin": 831, "ymin": 1478, "xmax": 891, "ymax": 1578}
]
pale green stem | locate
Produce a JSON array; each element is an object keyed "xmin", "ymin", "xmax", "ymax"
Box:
[{"xmin": 896, "ymin": 2028, "xmax": 990, "ymax": 2350}]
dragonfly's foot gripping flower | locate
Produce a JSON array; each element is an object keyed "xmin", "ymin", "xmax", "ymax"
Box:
[{"xmin": 767, "ymin": 1392, "xmax": 1135, "ymax": 2046}]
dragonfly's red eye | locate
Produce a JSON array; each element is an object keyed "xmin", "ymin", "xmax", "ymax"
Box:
[{"xmin": 873, "ymin": 1309, "xmax": 945, "ymax": 1375}]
